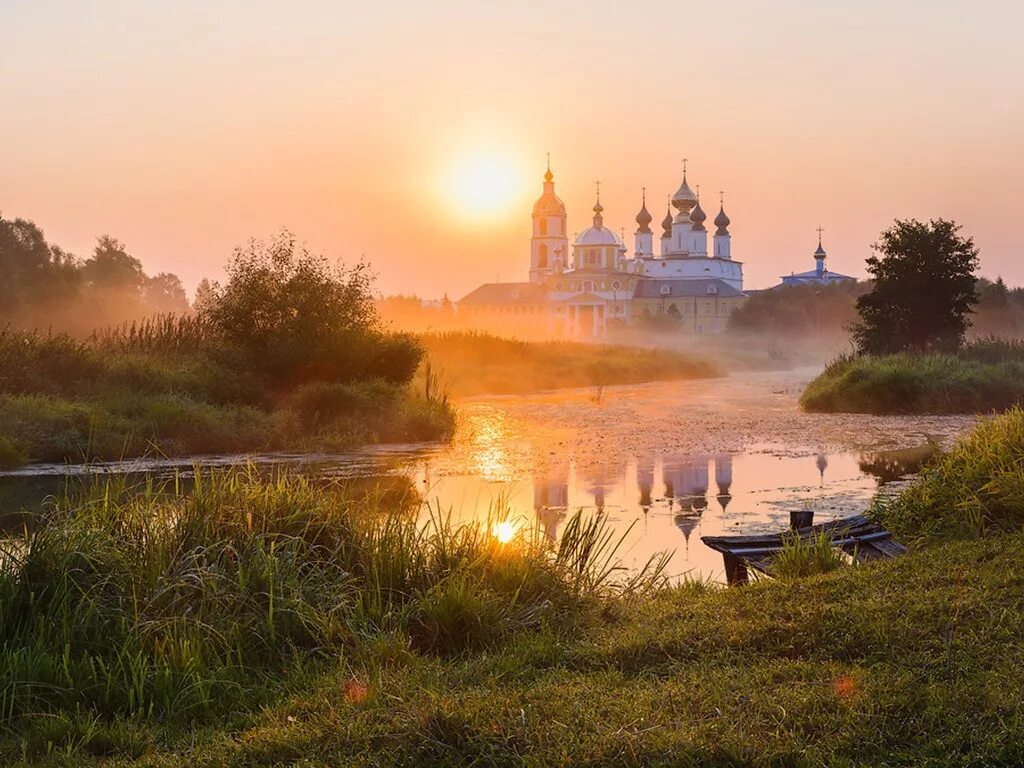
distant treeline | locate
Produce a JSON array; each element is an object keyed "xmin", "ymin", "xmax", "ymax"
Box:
[
  {"xmin": 728, "ymin": 277, "xmax": 1024, "ymax": 340},
  {"xmin": 0, "ymin": 213, "xmax": 189, "ymax": 335}
]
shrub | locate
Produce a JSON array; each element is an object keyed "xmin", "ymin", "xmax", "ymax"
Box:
[
  {"xmin": 286, "ymin": 380, "xmax": 397, "ymax": 428},
  {"xmin": 0, "ymin": 329, "xmax": 103, "ymax": 395},
  {"xmin": 199, "ymin": 231, "xmax": 415, "ymax": 388}
]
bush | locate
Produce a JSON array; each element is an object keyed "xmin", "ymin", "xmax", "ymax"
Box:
[
  {"xmin": 286, "ymin": 380, "xmax": 397, "ymax": 427},
  {"xmin": 0, "ymin": 329, "xmax": 103, "ymax": 395},
  {"xmin": 200, "ymin": 231, "xmax": 421, "ymax": 388}
]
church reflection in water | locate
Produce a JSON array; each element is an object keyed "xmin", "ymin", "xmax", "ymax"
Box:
[
  {"xmin": 531, "ymin": 453, "xmax": 741, "ymax": 539},
  {"xmin": 411, "ymin": 442, "xmax": 908, "ymax": 581},
  {"xmin": 527, "ymin": 449, "xmax": 871, "ymax": 544}
]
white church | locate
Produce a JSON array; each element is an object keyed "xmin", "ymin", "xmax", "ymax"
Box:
[{"xmin": 459, "ymin": 161, "xmax": 748, "ymax": 337}]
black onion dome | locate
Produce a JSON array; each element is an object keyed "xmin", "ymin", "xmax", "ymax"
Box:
[
  {"xmin": 661, "ymin": 209, "xmax": 673, "ymax": 236},
  {"xmin": 689, "ymin": 200, "xmax": 707, "ymax": 232},
  {"xmin": 689, "ymin": 201, "xmax": 707, "ymax": 224},
  {"xmin": 635, "ymin": 200, "xmax": 653, "ymax": 233},
  {"xmin": 714, "ymin": 206, "xmax": 730, "ymax": 235}
]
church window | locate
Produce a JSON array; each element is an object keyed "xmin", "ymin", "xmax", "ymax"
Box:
[
  {"xmin": 539, "ymin": 219, "xmax": 548, "ymax": 236},
  {"xmin": 584, "ymin": 281, "xmax": 592, "ymax": 292},
  {"xmin": 538, "ymin": 244, "xmax": 548, "ymax": 267}
]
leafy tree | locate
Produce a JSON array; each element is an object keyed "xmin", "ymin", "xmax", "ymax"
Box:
[
  {"xmin": 0, "ymin": 215, "xmax": 79, "ymax": 314},
  {"xmin": 728, "ymin": 281, "xmax": 866, "ymax": 338},
  {"xmin": 143, "ymin": 272, "xmax": 190, "ymax": 315},
  {"xmin": 193, "ymin": 278, "xmax": 216, "ymax": 316},
  {"xmin": 853, "ymin": 219, "xmax": 978, "ymax": 354},
  {"xmin": 82, "ymin": 236, "xmax": 146, "ymax": 291},
  {"xmin": 202, "ymin": 230, "xmax": 420, "ymax": 386}
]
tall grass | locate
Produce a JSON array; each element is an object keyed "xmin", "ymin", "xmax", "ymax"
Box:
[
  {"xmin": 801, "ymin": 339, "xmax": 1024, "ymax": 414},
  {"xmin": 0, "ymin": 327, "xmax": 456, "ymax": 464},
  {"xmin": 769, "ymin": 531, "xmax": 846, "ymax": 579},
  {"xmin": 874, "ymin": 406, "xmax": 1024, "ymax": 541},
  {"xmin": 89, "ymin": 314, "xmax": 217, "ymax": 354},
  {"xmin": 0, "ymin": 468, "xmax": 663, "ymax": 743}
]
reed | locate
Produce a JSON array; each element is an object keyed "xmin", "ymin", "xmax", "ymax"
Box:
[{"xmin": 0, "ymin": 468, "xmax": 659, "ymax": 743}]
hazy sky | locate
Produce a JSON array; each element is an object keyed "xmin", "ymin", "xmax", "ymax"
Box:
[{"xmin": 3, "ymin": 0, "xmax": 1023, "ymax": 297}]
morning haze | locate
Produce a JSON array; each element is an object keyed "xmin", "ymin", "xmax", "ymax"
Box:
[
  {"xmin": 3, "ymin": 0, "xmax": 1022, "ymax": 297},
  {"xmin": 4, "ymin": 3, "xmax": 1024, "ymax": 765}
]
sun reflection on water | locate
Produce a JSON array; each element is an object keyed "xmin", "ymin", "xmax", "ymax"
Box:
[
  {"xmin": 491, "ymin": 520, "xmax": 517, "ymax": 544},
  {"xmin": 467, "ymin": 409, "xmax": 516, "ymax": 482}
]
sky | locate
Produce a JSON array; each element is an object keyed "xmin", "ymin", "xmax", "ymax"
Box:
[{"xmin": 2, "ymin": 0, "xmax": 1023, "ymax": 297}]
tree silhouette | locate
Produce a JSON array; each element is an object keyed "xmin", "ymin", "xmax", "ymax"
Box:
[{"xmin": 853, "ymin": 219, "xmax": 978, "ymax": 354}]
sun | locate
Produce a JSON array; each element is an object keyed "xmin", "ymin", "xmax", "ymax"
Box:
[{"xmin": 446, "ymin": 151, "xmax": 522, "ymax": 220}]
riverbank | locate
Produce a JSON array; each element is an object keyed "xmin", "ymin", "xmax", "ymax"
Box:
[
  {"xmin": 4, "ymin": 427, "xmax": 1024, "ymax": 764},
  {"xmin": 0, "ymin": 327, "xmax": 729, "ymax": 467},
  {"xmin": 800, "ymin": 340, "xmax": 1024, "ymax": 415},
  {"xmin": 0, "ymin": 329, "xmax": 454, "ymax": 466},
  {"xmin": 417, "ymin": 331, "xmax": 719, "ymax": 398}
]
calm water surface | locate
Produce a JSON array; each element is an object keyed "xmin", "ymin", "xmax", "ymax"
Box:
[
  {"xmin": 0, "ymin": 373, "xmax": 968, "ymax": 582},
  {"xmin": 0, "ymin": 441, "xmax": 930, "ymax": 583}
]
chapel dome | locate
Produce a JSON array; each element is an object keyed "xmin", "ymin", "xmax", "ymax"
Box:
[
  {"xmin": 576, "ymin": 226, "xmax": 621, "ymax": 246},
  {"xmin": 689, "ymin": 201, "xmax": 707, "ymax": 225},
  {"xmin": 635, "ymin": 199, "xmax": 653, "ymax": 233},
  {"xmin": 672, "ymin": 176, "xmax": 698, "ymax": 210}
]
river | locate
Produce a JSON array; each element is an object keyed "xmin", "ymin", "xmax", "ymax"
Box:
[{"xmin": 0, "ymin": 369, "xmax": 975, "ymax": 582}]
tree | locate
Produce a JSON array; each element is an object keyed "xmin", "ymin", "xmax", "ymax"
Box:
[
  {"xmin": 82, "ymin": 236, "xmax": 145, "ymax": 291},
  {"xmin": 0, "ymin": 215, "xmax": 79, "ymax": 314},
  {"xmin": 143, "ymin": 272, "xmax": 190, "ymax": 315},
  {"xmin": 193, "ymin": 278, "xmax": 216, "ymax": 316},
  {"xmin": 852, "ymin": 219, "xmax": 978, "ymax": 354},
  {"xmin": 201, "ymin": 230, "xmax": 418, "ymax": 386}
]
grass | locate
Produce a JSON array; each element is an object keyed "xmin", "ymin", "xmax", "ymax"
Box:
[
  {"xmin": 800, "ymin": 339, "xmax": 1024, "ymax": 414},
  {"xmin": 11, "ymin": 529, "xmax": 1024, "ymax": 766},
  {"xmin": 6, "ymin": 409, "xmax": 1024, "ymax": 763},
  {"xmin": 417, "ymin": 331, "xmax": 720, "ymax": 398},
  {"xmin": 768, "ymin": 531, "xmax": 846, "ymax": 579},
  {"xmin": 0, "ymin": 327, "xmax": 455, "ymax": 465},
  {"xmin": 873, "ymin": 405, "xmax": 1024, "ymax": 543},
  {"xmin": 0, "ymin": 469, "xmax": 667, "ymax": 762}
]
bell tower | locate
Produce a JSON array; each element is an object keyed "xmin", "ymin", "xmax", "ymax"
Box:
[{"xmin": 530, "ymin": 155, "xmax": 568, "ymax": 283}]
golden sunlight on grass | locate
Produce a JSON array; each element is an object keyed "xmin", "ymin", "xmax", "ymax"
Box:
[{"xmin": 444, "ymin": 149, "xmax": 523, "ymax": 220}]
